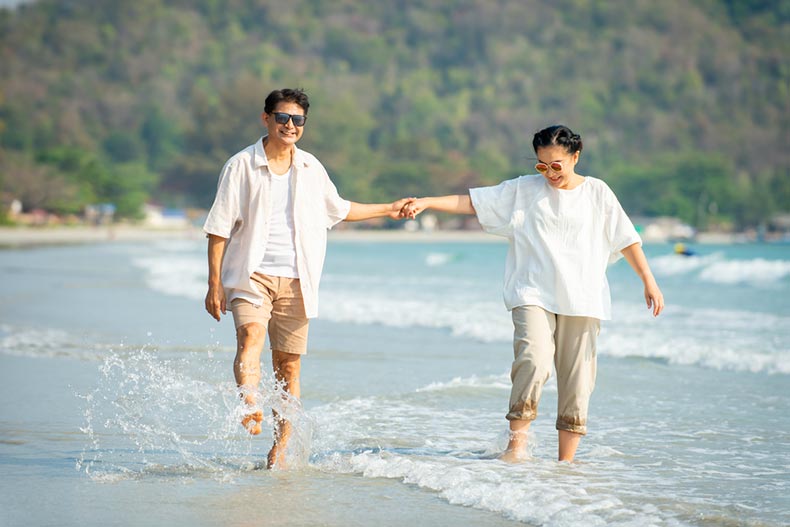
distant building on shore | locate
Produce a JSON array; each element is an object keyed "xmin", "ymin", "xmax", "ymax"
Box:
[
  {"xmin": 631, "ymin": 216, "xmax": 695, "ymax": 243},
  {"xmin": 143, "ymin": 204, "xmax": 189, "ymax": 229}
]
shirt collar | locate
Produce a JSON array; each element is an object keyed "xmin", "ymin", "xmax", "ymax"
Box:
[{"xmin": 255, "ymin": 136, "xmax": 311, "ymax": 169}]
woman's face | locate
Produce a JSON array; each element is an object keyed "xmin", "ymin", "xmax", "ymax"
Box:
[
  {"xmin": 262, "ymin": 101, "xmax": 306, "ymax": 147},
  {"xmin": 535, "ymin": 145, "xmax": 579, "ymax": 190}
]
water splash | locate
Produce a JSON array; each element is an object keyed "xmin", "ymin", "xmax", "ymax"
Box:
[{"xmin": 77, "ymin": 345, "xmax": 313, "ymax": 480}]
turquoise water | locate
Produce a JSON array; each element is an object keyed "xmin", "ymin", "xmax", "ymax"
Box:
[{"xmin": 0, "ymin": 237, "xmax": 788, "ymax": 526}]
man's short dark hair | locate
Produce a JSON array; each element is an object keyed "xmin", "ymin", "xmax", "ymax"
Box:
[{"xmin": 264, "ymin": 88, "xmax": 310, "ymax": 114}]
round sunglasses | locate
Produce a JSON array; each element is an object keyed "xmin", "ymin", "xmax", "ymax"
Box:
[
  {"xmin": 270, "ymin": 112, "xmax": 307, "ymax": 127},
  {"xmin": 535, "ymin": 161, "xmax": 563, "ymax": 173}
]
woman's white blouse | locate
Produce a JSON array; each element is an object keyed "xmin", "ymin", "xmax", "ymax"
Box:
[{"xmin": 470, "ymin": 175, "xmax": 641, "ymax": 320}]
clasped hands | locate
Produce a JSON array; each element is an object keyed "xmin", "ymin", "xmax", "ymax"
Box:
[{"xmin": 391, "ymin": 197, "xmax": 426, "ymax": 220}]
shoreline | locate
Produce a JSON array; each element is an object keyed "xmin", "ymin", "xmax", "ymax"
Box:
[
  {"xmin": 0, "ymin": 225, "xmax": 205, "ymax": 248},
  {"xmin": 0, "ymin": 225, "xmax": 502, "ymax": 248},
  {"xmin": 0, "ymin": 225, "xmax": 768, "ymax": 248}
]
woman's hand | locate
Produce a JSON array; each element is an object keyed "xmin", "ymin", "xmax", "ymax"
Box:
[
  {"xmin": 644, "ymin": 278, "xmax": 664, "ymax": 317},
  {"xmin": 389, "ymin": 197, "xmax": 416, "ymax": 220},
  {"xmin": 402, "ymin": 198, "xmax": 428, "ymax": 219},
  {"xmin": 621, "ymin": 242, "xmax": 665, "ymax": 317}
]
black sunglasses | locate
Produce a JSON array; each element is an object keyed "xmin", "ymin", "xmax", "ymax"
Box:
[{"xmin": 271, "ymin": 112, "xmax": 307, "ymax": 127}]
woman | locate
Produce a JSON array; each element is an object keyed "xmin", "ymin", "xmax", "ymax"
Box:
[{"xmin": 403, "ymin": 125, "xmax": 664, "ymax": 462}]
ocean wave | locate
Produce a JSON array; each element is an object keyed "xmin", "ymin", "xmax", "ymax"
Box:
[
  {"xmin": 415, "ymin": 372, "xmax": 559, "ymax": 398},
  {"xmin": 698, "ymin": 258, "xmax": 790, "ymax": 285},
  {"xmin": 321, "ymin": 293, "xmax": 790, "ymax": 374},
  {"xmin": 132, "ymin": 256, "xmax": 206, "ymax": 300},
  {"xmin": 0, "ymin": 325, "xmax": 232, "ymax": 361},
  {"xmin": 650, "ymin": 252, "xmax": 724, "ymax": 276},
  {"xmin": 425, "ymin": 252, "xmax": 453, "ymax": 267},
  {"xmin": 602, "ymin": 305, "xmax": 790, "ymax": 374},
  {"xmin": 416, "ymin": 372, "xmax": 512, "ymax": 392},
  {"xmin": 320, "ymin": 290, "xmax": 513, "ymax": 343},
  {"xmin": 126, "ymin": 249, "xmax": 790, "ymax": 375},
  {"xmin": 651, "ymin": 253, "xmax": 790, "ymax": 286},
  {"xmin": 313, "ymin": 450, "xmax": 679, "ymax": 526},
  {"xmin": 0, "ymin": 325, "xmax": 105, "ymax": 361}
]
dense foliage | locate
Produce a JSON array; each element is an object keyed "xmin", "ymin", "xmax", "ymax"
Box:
[{"xmin": 1, "ymin": 0, "xmax": 788, "ymax": 227}]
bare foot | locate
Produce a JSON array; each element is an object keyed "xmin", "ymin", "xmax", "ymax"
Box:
[
  {"xmin": 267, "ymin": 416, "xmax": 292, "ymax": 469},
  {"xmin": 499, "ymin": 447, "xmax": 529, "ymax": 463},
  {"xmin": 241, "ymin": 410, "xmax": 263, "ymax": 435},
  {"xmin": 267, "ymin": 443, "xmax": 288, "ymax": 469},
  {"xmin": 498, "ymin": 428, "xmax": 530, "ymax": 463}
]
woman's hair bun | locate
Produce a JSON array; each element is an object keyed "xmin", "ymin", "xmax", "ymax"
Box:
[{"xmin": 532, "ymin": 125, "xmax": 583, "ymax": 154}]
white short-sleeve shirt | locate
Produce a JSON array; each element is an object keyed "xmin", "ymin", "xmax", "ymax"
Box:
[
  {"xmin": 203, "ymin": 137, "xmax": 351, "ymax": 318},
  {"xmin": 470, "ymin": 175, "xmax": 641, "ymax": 320}
]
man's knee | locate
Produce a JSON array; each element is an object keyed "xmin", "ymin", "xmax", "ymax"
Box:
[
  {"xmin": 237, "ymin": 323, "xmax": 265, "ymax": 348},
  {"xmin": 272, "ymin": 351, "xmax": 301, "ymax": 379}
]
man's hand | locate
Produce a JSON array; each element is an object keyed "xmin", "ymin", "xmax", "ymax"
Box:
[
  {"xmin": 346, "ymin": 199, "xmax": 415, "ymax": 221},
  {"xmin": 205, "ymin": 234, "xmax": 228, "ymax": 321},
  {"xmin": 400, "ymin": 195, "xmax": 474, "ymax": 217},
  {"xmin": 205, "ymin": 283, "xmax": 226, "ymax": 321},
  {"xmin": 389, "ymin": 197, "xmax": 416, "ymax": 220}
]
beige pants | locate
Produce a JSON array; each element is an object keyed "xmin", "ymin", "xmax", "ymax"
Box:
[{"xmin": 507, "ymin": 305, "xmax": 600, "ymax": 435}]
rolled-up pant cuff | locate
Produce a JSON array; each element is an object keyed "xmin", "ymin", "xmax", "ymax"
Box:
[
  {"xmin": 556, "ymin": 415, "xmax": 587, "ymax": 435},
  {"xmin": 506, "ymin": 400, "xmax": 538, "ymax": 422}
]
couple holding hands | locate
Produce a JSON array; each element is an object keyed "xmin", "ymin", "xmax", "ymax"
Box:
[{"xmin": 203, "ymin": 88, "xmax": 664, "ymax": 469}]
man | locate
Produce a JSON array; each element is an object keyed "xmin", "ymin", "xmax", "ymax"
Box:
[{"xmin": 203, "ymin": 88, "xmax": 410, "ymax": 469}]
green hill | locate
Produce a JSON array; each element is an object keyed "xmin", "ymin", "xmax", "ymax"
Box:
[{"xmin": 1, "ymin": 0, "xmax": 788, "ymax": 229}]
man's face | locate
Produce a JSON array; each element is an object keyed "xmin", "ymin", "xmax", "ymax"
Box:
[{"xmin": 262, "ymin": 101, "xmax": 306, "ymax": 146}]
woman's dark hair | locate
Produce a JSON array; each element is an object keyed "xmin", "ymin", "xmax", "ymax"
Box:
[
  {"xmin": 264, "ymin": 88, "xmax": 310, "ymax": 114},
  {"xmin": 532, "ymin": 125, "xmax": 583, "ymax": 154}
]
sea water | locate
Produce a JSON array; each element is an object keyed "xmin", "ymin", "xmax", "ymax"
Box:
[{"xmin": 0, "ymin": 237, "xmax": 788, "ymax": 526}]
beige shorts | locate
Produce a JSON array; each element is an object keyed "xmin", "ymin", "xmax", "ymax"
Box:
[
  {"xmin": 507, "ymin": 305, "xmax": 600, "ymax": 435},
  {"xmin": 230, "ymin": 273, "xmax": 309, "ymax": 355}
]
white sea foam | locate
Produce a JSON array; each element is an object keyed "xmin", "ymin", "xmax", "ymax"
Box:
[
  {"xmin": 651, "ymin": 252, "xmax": 790, "ymax": 286},
  {"xmin": 698, "ymin": 258, "xmax": 790, "ymax": 285},
  {"xmin": 650, "ymin": 252, "xmax": 724, "ymax": 276},
  {"xmin": 425, "ymin": 252, "xmax": 453, "ymax": 266},
  {"xmin": 604, "ymin": 304, "xmax": 790, "ymax": 374},
  {"xmin": 0, "ymin": 325, "xmax": 105, "ymax": 361},
  {"xmin": 307, "ymin": 389, "xmax": 688, "ymax": 525},
  {"xmin": 416, "ymin": 372, "xmax": 512, "ymax": 392},
  {"xmin": 313, "ymin": 450, "xmax": 678, "ymax": 526},
  {"xmin": 132, "ymin": 256, "xmax": 206, "ymax": 300}
]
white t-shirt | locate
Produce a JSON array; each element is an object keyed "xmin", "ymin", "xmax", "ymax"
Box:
[
  {"xmin": 257, "ymin": 166, "xmax": 299, "ymax": 278},
  {"xmin": 469, "ymin": 175, "xmax": 641, "ymax": 320}
]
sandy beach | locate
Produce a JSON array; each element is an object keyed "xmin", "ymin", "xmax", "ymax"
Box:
[
  {"xmin": 0, "ymin": 225, "xmax": 205, "ymax": 248},
  {"xmin": 0, "ymin": 224, "xmax": 501, "ymax": 248}
]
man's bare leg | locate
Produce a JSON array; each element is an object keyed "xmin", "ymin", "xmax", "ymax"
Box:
[
  {"xmin": 500, "ymin": 419, "xmax": 531, "ymax": 463},
  {"xmin": 268, "ymin": 350, "xmax": 301, "ymax": 469},
  {"xmin": 558, "ymin": 430, "xmax": 581, "ymax": 462},
  {"xmin": 235, "ymin": 323, "xmax": 266, "ymax": 435}
]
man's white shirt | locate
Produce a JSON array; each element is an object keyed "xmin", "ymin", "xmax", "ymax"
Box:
[{"xmin": 203, "ymin": 137, "xmax": 351, "ymax": 318}]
